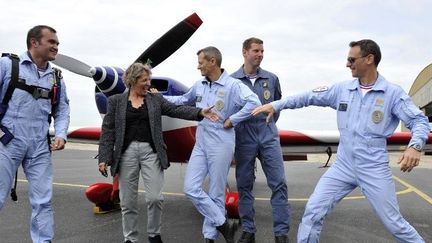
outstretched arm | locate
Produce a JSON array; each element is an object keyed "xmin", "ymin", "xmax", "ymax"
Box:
[
  {"xmin": 162, "ymin": 84, "xmax": 197, "ymax": 106},
  {"xmin": 158, "ymin": 94, "xmax": 219, "ymax": 122},
  {"xmin": 252, "ymin": 85, "xmax": 340, "ymax": 122},
  {"xmin": 201, "ymin": 105, "xmax": 219, "ymax": 122}
]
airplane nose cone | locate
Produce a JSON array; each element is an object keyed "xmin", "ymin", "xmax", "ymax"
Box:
[{"xmin": 90, "ymin": 67, "xmax": 96, "ymax": 76}]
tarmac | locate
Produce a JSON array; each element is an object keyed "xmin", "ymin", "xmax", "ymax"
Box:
[{"xmin": 0, "ymin": 143, "xmax": 431, "ymax": 243}]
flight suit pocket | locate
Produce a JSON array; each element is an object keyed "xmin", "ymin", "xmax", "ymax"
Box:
[{"xmin": 336, "ymin": 102, "xmax": 349, "ymax": 130}]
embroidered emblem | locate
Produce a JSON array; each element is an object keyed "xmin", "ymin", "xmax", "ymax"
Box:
[
  {"xmin": 338, "ymin": 103, "xmax": 348, "ymax": 111},
  {"xmin": 48, "ymin": 76, "xmax": 55, "ymax": 85},
  {"xmin": 312, "ymin": 86, "xmax": 329, "ymax": 92},
  {"xmin": 372, "ymin": 110, "xmax": 384, "ymax": 124},
  {"xmin": 263, "ymin": 90, "xmax": 271, "ymax": 100},
  {"xmin": 215, "ymin": 100, "xmax": 224, "ymax": 110}
]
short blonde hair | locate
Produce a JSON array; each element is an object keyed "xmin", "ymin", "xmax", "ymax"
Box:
[{"xmin": 123, "ymin": 62, "xmax": 152, "ymax": 88}]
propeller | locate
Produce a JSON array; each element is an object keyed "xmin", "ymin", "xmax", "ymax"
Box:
[
  {"xmin": 134, "ymin": 12, "xmax": 203, "ymax": 67},
  {"xmin": 52, "ymin": 53, "xmax": 92, "ymax": 77},
  {"xmin": 52, "ymin": 12, "xmax": 203, "ymax": 75}
]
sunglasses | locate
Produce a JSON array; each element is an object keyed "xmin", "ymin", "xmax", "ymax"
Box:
[{"xmin": 347, "ymin": 55, "xmax": 368, "ymax": 64}]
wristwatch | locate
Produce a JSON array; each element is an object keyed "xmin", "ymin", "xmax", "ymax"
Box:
[{"xmin": 410, "ymin": 144, "xmax": 423, "ymax": 152}]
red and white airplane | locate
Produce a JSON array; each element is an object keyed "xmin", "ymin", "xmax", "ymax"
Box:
[{"xmin": 52, "ymin": 12, "xmax": 432, "ymax": 218}]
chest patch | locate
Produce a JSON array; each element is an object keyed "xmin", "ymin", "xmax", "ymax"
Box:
[
  {"xmin": 338, "ymin": 103, "xmax": 348, "ymax": 111},
  {"xmin": 372, "ymin": 110, "xmax": 384, "ymax": 124},
  {"xmin": 215, "ymin": 100, "xmax": 224, "ymax": 110},
  {"xmin": 375, "ymin": 98, "xmax": 384, "ymax": 106},
  {"xmin": 263, "ymin": 90, "xmax": 271, "ymax": 100}
]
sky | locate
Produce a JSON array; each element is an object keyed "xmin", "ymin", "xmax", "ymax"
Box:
[{"xmin": 1, "ymin": 0, "xmax": 431, "ymax": 131}]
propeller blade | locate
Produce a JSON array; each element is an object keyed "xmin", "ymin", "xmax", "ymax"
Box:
[
  {"xmin": 134, "ymin": 12, "xmax": 203, "ymax": 68},
  {"xmin": 52, "ymin": 53, "xmax": 93, "ymax": 78}
]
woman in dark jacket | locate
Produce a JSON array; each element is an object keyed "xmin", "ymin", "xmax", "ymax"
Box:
[{"xmin": 98, "ymin": 62, "xmax": 218, "ymax": 243}]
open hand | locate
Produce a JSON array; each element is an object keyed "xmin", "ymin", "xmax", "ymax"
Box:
[
  {"xmin": 201, "ymin": 105, "xmax": 219, "ymax": 122},
  {"xmin": 251, "ymin": 104, "xmax": 275, "ymax": 123},
  {"xmin": 149, "ymin": 88, "xmax": 159, "ymax": 93},
  {"xmin": 398, "ymin": 147, "xmax": 421, "ymax": 172}
]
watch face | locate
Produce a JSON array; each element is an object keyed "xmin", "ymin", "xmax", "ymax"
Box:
[{"xmin": 412, "ymin": 144, "xmax": 422, "ymax": 151}]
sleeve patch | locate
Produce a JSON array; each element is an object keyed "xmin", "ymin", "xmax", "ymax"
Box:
[{"xmin": 312, "ymin": 86, "xmax": 329, "ymax": 92}]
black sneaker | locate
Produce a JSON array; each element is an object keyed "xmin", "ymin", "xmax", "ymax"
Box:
[
  {"xmin": 216, "ymin": 219, "xmax": 238, "ymax": 243},
  {"xmin": 148, "ymin": 235, "xmax": 163, "ymax": 243},
  {"xmin": 237, "ymin": 231, "xmax": 255, "ymax": 243},
  {"xmin": 205, "ymin": 239, "xmax": 215, "ymax": 243}
]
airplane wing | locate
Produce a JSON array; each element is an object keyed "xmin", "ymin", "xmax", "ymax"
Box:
[
  {"xmin": 279, "ymin": 129, "xmax": 432, "ymax": 166},
  {"xmin": 57, "ymin": 127, "xmax": 432, "ymax": 164}
]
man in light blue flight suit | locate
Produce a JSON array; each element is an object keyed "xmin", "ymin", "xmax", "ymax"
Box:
[
  {"xmin": 252, "ymin": 39, "xmax": 428, "ymax": 243},
  {"xmin": 231, "ymin": 37, "xmax": 289, "ymax": 243},
  {"xmin": 163, "ymin": 46, "xmax": 260, "ymax": 243},
  {"xmin": 0, "ymin": 25, "xmax": 70, "ymax": 243}
]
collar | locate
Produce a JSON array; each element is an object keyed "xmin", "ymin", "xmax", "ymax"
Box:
[
  {"xmin": 370, "ymin": 74, "xmax": 386, "ymax": 91},
  {"xmin": 347, "ymin": 73, "xmax": 387, "ymax": 92},
  {"xmin": 232, "ymin": 66, "xmax": 269, "ymax": 79},
  {"xmin": 20, "ymin": 51, "xmax": 33, "ymax": 65},
  {"xmin": 201, "ymin": 69, "xmax": 229, "ymax": 86},
  {"xmin": 20, "ymin": 51, "xmax": 51, "ymax": 70}
]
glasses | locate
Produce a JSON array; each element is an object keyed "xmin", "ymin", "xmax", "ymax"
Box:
[{"xmin": 347, "ymin": 55, "xmax": 367, "ymax": 64}]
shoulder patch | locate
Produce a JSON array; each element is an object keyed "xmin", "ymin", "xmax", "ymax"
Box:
[{"xmin": 312, "ymin": 86, "xmax": 329, "ymax": 92}]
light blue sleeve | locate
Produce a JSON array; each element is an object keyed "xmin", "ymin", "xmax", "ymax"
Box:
[
  {"xmin": 229, "ymin": 81, "xmax": 261, "ymax": 126},
  {"xmin": 163, "ymin": 83, "xmax": 197, "ymax": 106},
  {"xmin": 392, "ymin": 91, "xmax": 430, "ymax": 149},
  {"xmin": 53, "ymin": 78, "xmax": 71, "ymax": 141},
  {"xmin": 271, "ymin": 85, "xmax": 340, "ymax": 112}
]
